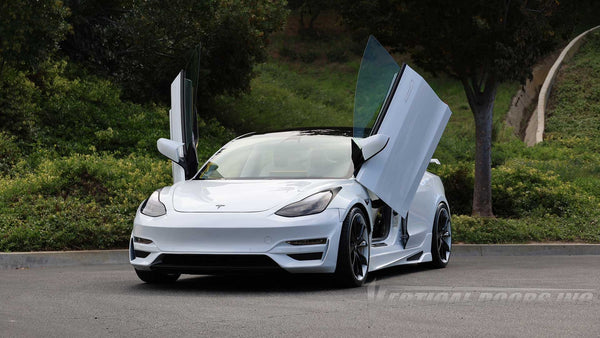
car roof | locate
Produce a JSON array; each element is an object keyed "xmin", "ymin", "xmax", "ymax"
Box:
[{"xmin": 236, "ymin": 127, "xmax": 353, "ymax": 140}]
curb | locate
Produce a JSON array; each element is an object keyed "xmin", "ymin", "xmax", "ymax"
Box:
[
  {"xmin": 2, "ymin": 245, "xmax": 600, "ymax": 270},
  {"xmin": 528, "ymin": 25, "xmax": 600, "ymax": 146},
  {"xmin": 452, "ymin": 244, "xmax": 600, "ymax": 257}
]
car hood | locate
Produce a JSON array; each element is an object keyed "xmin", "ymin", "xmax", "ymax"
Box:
[{"xmin": 170, "ymin": 179, "xmax": 341, "ymax": 213}]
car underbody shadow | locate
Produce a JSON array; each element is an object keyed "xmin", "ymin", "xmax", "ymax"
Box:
[
  {"xmin": 128, "ymin": 263, "xmax": 436, "ymax": 294},
  {"xmin": 366, "ymin": 263, "xmax": 434, "ymax": 283},
  {"xmin": 129, "ymin": 271, "xmax": 342, "ymax": 293}
]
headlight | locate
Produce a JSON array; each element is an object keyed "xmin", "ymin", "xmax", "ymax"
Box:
[
  {"xmin": 140, "ymin": 190, "xmax": 166, "ymax": 217},
  {"xmin": 276, "ymin": 189, "xmax": 339, "ymax": 217}
]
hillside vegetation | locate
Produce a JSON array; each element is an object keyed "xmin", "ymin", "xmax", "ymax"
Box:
[
  {"xmin": 213, "ymin": 18, "xmax": 600, "ymax": 243},
  {"xmin": 0, "ymin": 62, "xmax": 234, "ymax": 251},
  {"xmin": 1, "ymin": 14, "xmax": 598, "ymax": 251}
]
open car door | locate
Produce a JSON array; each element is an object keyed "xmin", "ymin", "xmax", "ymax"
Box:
[
  {"xmin": 165, "ymin": 46, "xmax": 201, "ymax": 183},
  {"xmin": 353, "ymin": 36, "xmax": 451, "ymax": 217}
]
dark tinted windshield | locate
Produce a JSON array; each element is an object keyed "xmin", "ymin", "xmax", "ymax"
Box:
[{"xmin": 197, "ymin": 132, "xmax": 353, "ymax": 179}]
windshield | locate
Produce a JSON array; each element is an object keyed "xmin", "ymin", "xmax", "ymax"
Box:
[
  {"xmin": 354, "ymin": 36, "xmax": 401, "ymax": 138},
  {"xmin": 197, "ymin": 132, "xmax": 353, "ymax": 179}
]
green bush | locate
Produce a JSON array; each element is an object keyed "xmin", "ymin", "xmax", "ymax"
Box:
[
  {"xmin": 429, "ymin": 162, "xmax": 474, "ymax": 216},
  {"xmin": 0, "ymin": 132, "xmax": 21, "ymax": 174},
  {"xmin": 278, "ymin": 45, "xmax": 298, "ymax": 60},
  {"xmin": 452, "ymin": 215, "xmax": 530, "ymax": 243},
  {"xmin": 32, "ymin": 61, "xmax": 170, "ymax": 156},
  {"xmin": 0, "ymin": 67, "xmax": 39, "ymax": 139},
  {"xmin": 299, "ymin": 51, "xmax": 318, "ymax": 63},
  {"xmin": 491, "ymin": 160, "xmax": 586, "ymax": 218},
  {"xmin": 0, "ymin": 153, "xmax": 171, "ymax": 251},
  {"xmin": 453, "ymin": 213, "xmax": 600, "ymax": 244},
  {"xmin": 326, "ymin": 49, "xmax": 349, "ymax": 63}
]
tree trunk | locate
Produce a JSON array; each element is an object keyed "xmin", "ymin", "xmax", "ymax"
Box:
[
  {"xmin": 461, "ymin": 77, "xmax": 497, "ymax": 217},
  {"xmin": 299, "ymin": 11, "xmax": 306, "ymax": 29},
  {"xmin": 308, "ymin": 10, "xmax": 320, "ymax": 31}
]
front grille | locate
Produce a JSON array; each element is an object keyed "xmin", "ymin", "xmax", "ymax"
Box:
[{"xmin": 150, "ymin": 254, "xmax": 282, "ymax": 274}]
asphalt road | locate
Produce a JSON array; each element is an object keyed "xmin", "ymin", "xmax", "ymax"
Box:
[{"xmin": 1, "ymin": 255, "xmax": 599, "ymax": 337}]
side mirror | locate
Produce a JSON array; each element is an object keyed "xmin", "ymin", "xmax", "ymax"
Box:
[
  {"xmin": 351, "ymin": 134, "xmax": 390, "ymax": 175},
  {"xmin": 355, "ymin": 134, "xmax": 390, "ymax": 161},
  {"xmin": 157, "ymin": 138, "xmax": 184, "ymax": 165}
]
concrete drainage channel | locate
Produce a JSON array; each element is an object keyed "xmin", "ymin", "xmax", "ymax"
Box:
[
  {"xmin": 1, "ymin": 245, "xmax": 600, "ymax": 270},
  {"xmin": 507, "ymin": 25, "xmax": 600, "ymax": 146}
]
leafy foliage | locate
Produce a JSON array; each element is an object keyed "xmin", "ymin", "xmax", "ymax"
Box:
[
  {"xmin": 0, "ymin": 132, "xmax": 21, "ymax": 174},
  {"xmin": 0, "ymin": 153, "xmax": 170, "ymax": 251},
  {"xmin": 287, "ymin": 0, "xmax": 336, "ymax": 32},
  {"xmin": 341, "ymin": 0, "xmax": 570, "ymax": 83},
  {"xmin": 0, "ymin": 67, "xmax": 39, "ymax": 139},
  {"xmin": 0, "ymin": 0, "xmax": 70, "ymax": 73},
  {"xmin": 62, "ymin": 0, "xmax": 288, "ymax": 103},
  {"xmin": 33, "ymin": 60, "xmax": 170, "ymax": 155}
]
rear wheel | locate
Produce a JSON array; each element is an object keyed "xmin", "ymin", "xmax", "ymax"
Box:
[
  {"xmin": 430, "ymin": 203, "xmax": 451, "ymax": 268},
  {"xmin": 335, "ymin": 207, "xmax": 370, "ymax": 287},
  {"xmin": 134, "ymin": 269, "xmax": 180, "ymax": 283}
]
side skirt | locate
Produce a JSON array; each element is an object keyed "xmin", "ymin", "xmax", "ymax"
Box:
[{"xmin": 368, "ymin": 233, "xmax": 433, "ymax": 272}]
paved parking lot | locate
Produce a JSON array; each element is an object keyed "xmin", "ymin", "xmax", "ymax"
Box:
[{"xmin": 1, "ymin": 255, "xmax": 599, "ymax": 337}]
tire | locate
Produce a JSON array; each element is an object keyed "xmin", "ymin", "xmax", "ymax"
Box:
[
  {"xmin": 134, "ymin": 269, "xmax": 181, "ymax": 284},
  {"xmin": 430, "ymin": 203, "xmax": 451, "ymax": 268},
  {"xmin": 335, "ymin": 207, "xmax": 370, "ymax": 287}
]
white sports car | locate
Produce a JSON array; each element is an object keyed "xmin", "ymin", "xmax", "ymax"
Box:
[{"xmin": 129, "ymin": 37, "xmax": 452, "ymax": 287}]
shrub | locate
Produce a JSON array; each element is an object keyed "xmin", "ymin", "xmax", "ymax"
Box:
[
  {"xmin": 0, "ymin": 153, "xmax": 171, "ymax": 251},
  {"xmin": 491, "ymin": 160, "xmax": 587, "ymax": 218},
  {"xmin": 0, "ymin": 132, "xmax": 21, "ymax": 174},
  {"xmin": 34, "ymin": 62, "xmax": 170, "ymax": 156},
  {"xmin": 326, "ymin": 49, "xmax": 349, "ymax": 63},
  {"xmin": 299, "ymin": 51, "xmax": 318, "ymax": 63},
  {"xmin": 429, "ymin": 162, "xmax": 474, "ymax": 215},
  {"xmin": 0, "ymin": 67, "xmax": 39, "ymax": 139},
  {"xmin": 278, "ymin": 45, "xmax": 298, "ymax": 60},
  {"xmin": 452, "ymin": 215, "xmax": 530, "ymax": 243}
]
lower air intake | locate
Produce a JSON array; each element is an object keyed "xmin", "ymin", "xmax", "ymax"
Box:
[
  {"xmin": 287, "ymin": 252, "xmax": 323, "ymax": 261},
  {"xmin": 150, "ymin": 254, "xmax": 282, "ymax": 274}
]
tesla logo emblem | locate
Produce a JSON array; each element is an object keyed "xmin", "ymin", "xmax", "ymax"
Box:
[{"xmin": 216, "ymin": 204, "xmax": 225, "ymax": 209}]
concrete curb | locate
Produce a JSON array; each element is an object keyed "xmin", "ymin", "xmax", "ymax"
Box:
[
  {"xmin": 528, "ymin": 25, "xmax": 600, "ymax": 146},
  {"xmin": 2, "ymin": 245, "xmax": 600, "ymax": 270},
  {"xmin": 452, "ymin": 244, "xmax": 600, "ymax": 257}
]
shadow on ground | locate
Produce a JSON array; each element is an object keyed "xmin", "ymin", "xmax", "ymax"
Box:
[{"xmin": 126, "ymin": 263, "xmax": 435, "ymax": 294}]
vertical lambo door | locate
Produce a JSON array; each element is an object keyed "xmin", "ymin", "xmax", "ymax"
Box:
[
  {"xmin": 353, "ymin": 36, "xmax": 451, "ymax": 266},
  {"xmin": 160, "ymin": 45, "xmax": 202, "ymax": 183}
]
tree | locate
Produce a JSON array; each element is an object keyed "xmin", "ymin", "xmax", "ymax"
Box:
[
  {"xmin": 0, "ymin": 0, "xmax": 70, "ymax": 77},
  {"xmin": 0, "ymin": 0, "xmax": 70, "ymax": 138},
  {"xmin": 61, "ymin": 0, "xmax": 288, "ymax": 103},
  {"xmin": 340, "ymin": 0, "xmax": 575, "ymax": 216},
  {"xmin": 288, "ymin": 0, "xmax": 335, "ymax": 32}
]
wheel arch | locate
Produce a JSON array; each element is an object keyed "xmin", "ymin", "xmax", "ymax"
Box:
[{"xmin": 351, "ymin": 202, "xmax": 372, "ymax": 234}]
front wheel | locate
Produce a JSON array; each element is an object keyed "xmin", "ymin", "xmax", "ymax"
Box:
[
  {"xmin": 430, "ymin": 203, "xmax": 451, "ymax": 268},
  {"xmin": 335, "ymin": 207, "xmax": 370, "ymax": 287},
  {"xmin": 135, "ymin": 269, "xmax": 180, "ymax": 284}
]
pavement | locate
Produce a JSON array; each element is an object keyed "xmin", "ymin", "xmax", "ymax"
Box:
[
  {"xmin": 1, "ymin": 255, "xmax": 599, "ymax": 337},
  {"xmin": 2, "ymin": 244, "xmax": 600, "ymax": 270}
]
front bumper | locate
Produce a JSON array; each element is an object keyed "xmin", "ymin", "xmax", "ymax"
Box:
[{"xmin": 129, "ymin": 208, "xmax": 344, "ymax": 274}]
